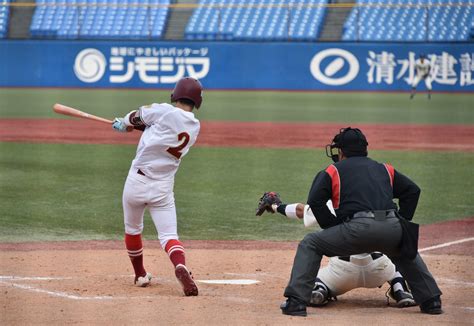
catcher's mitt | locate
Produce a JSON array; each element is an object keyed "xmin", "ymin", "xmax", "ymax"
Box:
[{"xmin": 256, "ymin": 192, "xmax": 282, "ymax": 216}]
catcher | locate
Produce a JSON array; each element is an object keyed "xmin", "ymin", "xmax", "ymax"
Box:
[{"xmin": 256, "ymin": 192, "xmax": 417, "ymax": 308}]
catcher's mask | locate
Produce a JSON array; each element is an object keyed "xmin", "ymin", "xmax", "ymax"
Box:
[{"xmin": 325, "ymin": 127, "xmax": 368, "ymax": 163}]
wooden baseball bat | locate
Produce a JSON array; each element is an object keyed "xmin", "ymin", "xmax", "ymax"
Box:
[{"xmin": 53, "ymin": 103, "xmax": 113, "ymax": 124}]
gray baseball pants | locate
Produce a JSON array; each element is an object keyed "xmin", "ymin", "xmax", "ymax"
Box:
[{"xmin": 284, "ymin": 216, "xmax": 442, "ymax": 305}]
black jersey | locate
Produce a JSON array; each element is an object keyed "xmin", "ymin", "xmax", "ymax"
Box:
[{"xmin": 307, "ymin": 156, "xmax": 421, "ymax": 229}]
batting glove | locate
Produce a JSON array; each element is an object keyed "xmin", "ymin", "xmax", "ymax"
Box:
[{"xmin": 112, "ymin": 118, "xmax": 128, "ymax": 132}]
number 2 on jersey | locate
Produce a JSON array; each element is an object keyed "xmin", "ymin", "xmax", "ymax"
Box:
[{"xmin": 167, "ymin": 132, "xmax": 190, "ymax": 159}]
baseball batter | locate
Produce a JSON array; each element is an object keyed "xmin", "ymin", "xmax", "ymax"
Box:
[
  {"xmin": 112, "ymin": 77, "xmax": 203, "ymax": 296},
  {"xmin": 410, "ymin": 54, "xmax": 432, "ymax": 99},
  {"xmin": 256, "ymin": 196, "xmax": 416, "ymax": 308}
]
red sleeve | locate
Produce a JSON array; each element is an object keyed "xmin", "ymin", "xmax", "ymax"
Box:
[
  {"xmin": 383, "ymin": 163, "xmax": 395, "ymax": 187},
  {"xmin": 325, "ymin": 165, "xmax": 341, "ymax": 209}
]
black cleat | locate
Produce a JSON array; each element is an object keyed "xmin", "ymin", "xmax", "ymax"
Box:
[
  {"xmin": 386, "ymin": 278, "xmax": 417, "ymax": 308},
  {"xmin": 391, "ymin": 289, "xmax": 417, "ymax": 308},
  {"xmin": 309, "ymin": 286, "xmax": 329, "ymax": 307},
  {"xmin": 280, "ymin": 297, "xmax": 307, "ymax": 317},
  {"xmin": 420, "ymin": 296, "xmax": 443, "ymax": 314}
]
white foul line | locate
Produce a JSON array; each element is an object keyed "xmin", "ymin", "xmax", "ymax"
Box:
[
  {"xmin": 437, "ymin": 277, "xmax": 474, "ymax": 287},
  {"xmin": 1, "ymin": 237, "xmax": 472, "ymax": 301},
  {"xmin": 0, "ymin": 281, "xmax": 127, "ymax": 300},
  {"xmin": 0, "ymin": 280, "xmax": 258, "ymax": 302},
  {"xmin": 0, "ymin": 280, "xmax": 163, "ymax": 301},
  {"xmin": 419, "ymin": 237, "xmax": 474, "ymax": 252},
  {"xmin": 0, "ymin": 276, "xmax": 71, "ymax": 281}
]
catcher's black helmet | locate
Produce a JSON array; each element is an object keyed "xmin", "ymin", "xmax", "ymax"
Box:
[
  {"xmin": 326, "ymin": 127, "xmax": 368, "ymax": 162},
  {"xmin": 171, "ymin": 77, "xmax": 203, "ymax": 109}
]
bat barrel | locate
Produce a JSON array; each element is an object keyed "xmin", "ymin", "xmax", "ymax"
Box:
[{"xmin": 53, "ymin": 103, "xmax": 113, "ymax": 124}]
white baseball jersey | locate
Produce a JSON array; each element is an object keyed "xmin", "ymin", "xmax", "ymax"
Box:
[
  {"xmin": 130, "ymin": 103, "xmax": 200, "ymax": 180},
  {"xmin": 123, "ymin": 102, "xmax": 200, "ymax": 247},
  {"xmin": 415, "ymin": 59, "xmax": 431, "ymax": 77}
]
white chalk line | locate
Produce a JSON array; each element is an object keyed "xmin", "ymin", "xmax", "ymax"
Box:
[
  {"xmin": 437, "ymin": 277, "xmax": 474, "ymax": 287},
  {"xmin": 0, "ymin": 275, "xmax": 260, "ymax": 301},
  {"xmin": 1, "ymin": 237, "xmax": 471, "ymax": 301},
  {"xmin": 419, "ymin": 237, "xmax": 474, "ymax": 252},
  {"xmin": 0, "ymin": 280, "xmax": 136, "ymax": 301},
  {"xmin": 0, "ymin": 276, "xmax": 72, "ymax": 281},
  {"xmin": 0, "ymin": 280, "xmax": 255, "ymax": 303},
  {"xmin": 0, "ymin": 274, "xmax": 261, "ymax": 285}
]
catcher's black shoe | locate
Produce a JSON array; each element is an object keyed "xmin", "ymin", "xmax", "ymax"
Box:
[
  {"xmin": 387, "ymin": 287, "xmax": 417, "ymax": 308},
  {"xmin": 420, "ymin": 296, "xmax": 443, "ymax": 315},
  {"xmin": 392, "ymin": 290, "xmax": 416, "ymax": 308},
  {"xmin": 309, "ymin": 286, "xmax": 329, "ymax": 307},
  {"xmin": 386, "ymin": 277, "xmax": 417, "ymax": 308},
  {"xmin": 280, "ymin": 297, "xmax": 307, "ymax": 317}
]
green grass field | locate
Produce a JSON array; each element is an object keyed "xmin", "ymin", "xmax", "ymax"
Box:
[
  {"xmin": 0, "ymin": 89, "xmax": 473, "ymax": 242},
  {"xmin": 1, "ymin": 88, "xmax": 473, "ymax": 124}
]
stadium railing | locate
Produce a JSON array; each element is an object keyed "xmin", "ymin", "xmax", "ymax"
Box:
[
  {"xmin": 342, "ymin": 0, "xmax": 473, "ymax": 42},
  {"xmin": 30, "ymin": 0, "xmax": 170, "ymax": 40},
  {"xmin": 2, "ymin": 0, "xmax": 473, "ymax": 41},
  {"xmin": 184, "ymin": 0, "xmax": 329, "ymax": 41}
]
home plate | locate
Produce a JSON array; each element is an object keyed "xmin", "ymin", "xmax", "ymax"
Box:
[{"xmin": 197, "ymin": 279, "xmax": 260, "ymax": 285}]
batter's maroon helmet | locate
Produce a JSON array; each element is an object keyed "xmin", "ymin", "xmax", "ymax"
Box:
[{"xmin": 170, "ymin": 77, "xmax": 203, "ymax": 109}]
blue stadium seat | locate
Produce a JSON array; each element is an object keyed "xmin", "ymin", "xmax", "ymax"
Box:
[
  {"xmin": 30, "ymin": 0, "xmax": 170, "ymax": 39},
  {"xmin": 0, "ymin": 0, "xmax": 10, "ymax": 39},
  {"xmin": 470, "ymin": 15, "xmax": 474, "ymax": 38},
  {"xmin": 342, "ymin": 0, "xmax": 473, "ymax": 42},
  {"xmin": 185, "ymin": 0, "xmax": 328, "ymax": 41}
]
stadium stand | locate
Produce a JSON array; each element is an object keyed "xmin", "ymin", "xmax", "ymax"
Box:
[
  {"xmin": 470, "ymin": 14, "xmax": 474, "ymax": 38},
  {"xmin": 30, "ymin": 0, "xmax": 170, "ymax": 39},
  {"xmin": 342, "ymin": 0, "xmax": 473, "ymax": 41},
  {"xmin": 0, "ymin": 0, "xmax": 10, "ymax": 38},
  {"xmin": 184, "ymin": 0, "xmax": 328, "ymax": 41}
]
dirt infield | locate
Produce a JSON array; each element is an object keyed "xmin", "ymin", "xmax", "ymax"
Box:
[
  {"xmin": 1, "ymin": 119, "xmax": 473, "ymax": 324},
  {"xmin": 1, "ymin": 119, "xmax": 473, "ymax": 151},
  {"xmin": 1, "ymin": 218, "xmax": 473, "ymax": 325}
]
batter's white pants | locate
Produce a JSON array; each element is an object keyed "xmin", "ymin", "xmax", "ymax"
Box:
[
  {"xmin": 317, "ymin": 254, "xmax": 396, "ymax": 296},
  {"xmin": 412, "ymin": 75, "xmax": 432, "ymax": 90},
  {"xmin": 122, "ymin": 168, "xmax": 178, "ymax": 248}
]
